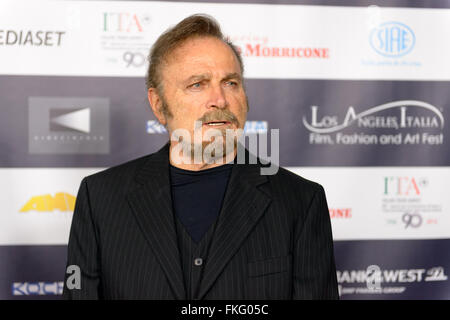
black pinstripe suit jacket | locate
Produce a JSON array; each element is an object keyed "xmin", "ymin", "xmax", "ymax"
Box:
[{"xmin": 62, "ymin": 143, "xmax": 338, "ymax": 299}]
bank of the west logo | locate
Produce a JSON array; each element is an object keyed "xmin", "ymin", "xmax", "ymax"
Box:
[
  {"xmin": 28, "ymin": 97, "xmax": 109, "ymax": 154},
  {"xmin": 20, "ymin": 192, "xmax": 76, "ymax": 212},
  {"xmin": 369, "ymin": 22, "xmax": 415, "ymax": 57},
  {"xmin": 303, "ymin": 100, "xmax": 444, "ymax": 134}
]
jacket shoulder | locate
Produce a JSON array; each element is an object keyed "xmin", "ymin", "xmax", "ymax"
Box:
[
  {"xmin": 265, "ymin": 166, "xmax": 327, "ymax": 224},
  {"xmin": 270, "ymin": 166, "xmax": 323, "ymax": 194},
  {"xmin": 82, "ymin": 153, "xmax": 154, "ymax": 189}
]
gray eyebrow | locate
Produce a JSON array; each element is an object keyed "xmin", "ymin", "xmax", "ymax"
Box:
[
  {"xmin": 183, "ymin": 72, "xmax": 242, "ymax": 85},
  {"xmin": 222, "ymin": 72, "xmax": 242, "ymax": 82},
  {"xmin": 184, "ymin": 73, "xmax": 212, "ymax": 84}
]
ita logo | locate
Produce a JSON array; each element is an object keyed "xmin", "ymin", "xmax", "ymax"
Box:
[
  {"xmin": 370, "ymin": 22, "xmax": 415, "ymax": 57},
  {"xmin": 383, "ymin": 177, "xmax": 427, "ymax": 196}
]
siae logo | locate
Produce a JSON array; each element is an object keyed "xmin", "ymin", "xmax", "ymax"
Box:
[
  {"xmin": 369, "ymin": 21, "xmax": 415, "ymax": 57},
  {"xmin": 20, "ymin": 192, "xmax": 76, "ymax": 212}
]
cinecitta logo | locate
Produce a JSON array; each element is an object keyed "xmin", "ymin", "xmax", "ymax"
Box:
[
  {"xmin": 50, "ymin": 108, "xmax": 90, "ymax": 133},
  {"xmin": 28, "ymin": 96, "xmax": 110, "ymax": 154},
  {"xmin": 302, "ymin": 100, "xmax": 444, "ymax": 134},
  {"xmin": 370, "ymin": 22, "xmax": 415, "ymax": 58}
]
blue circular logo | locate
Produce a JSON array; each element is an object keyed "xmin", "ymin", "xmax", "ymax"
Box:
[{"xmin": 370, "ymin": 22, "xmax": 415, "ymax": 58}]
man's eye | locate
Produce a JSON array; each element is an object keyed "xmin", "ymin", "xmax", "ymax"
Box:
[
  {"xmin": 225, "ymin": 81, "xmax": 238, "ymax": 86},
  {"xmin": 189, "ymin": 82, "xmax": 202, "ymax": 89}
]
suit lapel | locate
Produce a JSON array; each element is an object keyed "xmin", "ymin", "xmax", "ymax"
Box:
[
  {"xmin": 126, "ymin": 143, "xmax": 186, "ymax": 299},
  {"xmin": 197, "ymin": 159, "xmax": 272, "ymax": 299},
  {"xmin": 126, "ymin": 143, "xmax": 273, "ymax": 300}
]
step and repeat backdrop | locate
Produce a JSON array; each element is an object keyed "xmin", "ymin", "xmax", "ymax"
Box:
[{"xmin": 0, "ymin": 0, "xmax": 449, "ymax": 299}]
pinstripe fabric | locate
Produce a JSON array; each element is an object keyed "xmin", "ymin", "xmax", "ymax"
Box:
[{"xmin": 62, "ymin": 142, "xmax": 338, "ymax": 300}]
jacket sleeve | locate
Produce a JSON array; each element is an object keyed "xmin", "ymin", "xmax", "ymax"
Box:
[
  {"xmin": 62, "ymin": 177, "xmax": 102, "ymax": 299},
  {"xmin": 292, "ymin": 184, "xmax": 339, "ymax": 299}
]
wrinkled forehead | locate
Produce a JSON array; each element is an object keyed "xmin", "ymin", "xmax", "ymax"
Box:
[{"xmin": 162, "ymin": 36, "xmax": 242, "ymax": 80}]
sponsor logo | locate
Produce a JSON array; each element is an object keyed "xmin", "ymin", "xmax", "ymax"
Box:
[
  {"xmin": 100, "ymin": 12, "xmax": 151, "ymax": 68},
  {"xmin": 303, "ymin": 100, "xmax": 444, "ymax": 146},
  {"xmin": 147, "ymin": 120, "xmax": 167, "ymax": 134},
  {"xmin": 338, "ymin": 266, "xmax": 448, "ymax": 284},
  {"xmin": 363, "ymin": 21, "xmax": 420, "ymax": 67},
  {"xmin": 369, "ymin": 22, "xmax": 415, "ymax": 58},
  {"xmin": 244, "ymin": 121, "xmax": 268, "ymax": 134},
  {"xmin": 329, "ymin": 208, "xmax": 352, "ymax": 219},
  {"xmin": 230, "ymin": 34, "xmax": 329, "ymax": 59},
  {"xmin": 337, "ymin": 265, "xmax": 448, "ymax": 296},
  {"xmin": 20, "ymin": 192, "xmax": 76, "ymax": 213},
  {"xmin": 384, "ymin": 176, "xmax": 423, "ymax": 196},
  {"xmin": 123, "ymin": 51, "xmax": 146, "ymax": 68},
  {"xmin": 28, "ymin": 97, "xmax": 109, "ymax": 154},
  {"xmin": 304, "ymin": 101, "xmax": 443, "ymax": 133},
  {"xmin": 50, "ymin": 108, "xmax": 90, "ymax": 133},
  {"xmin": 238, "ymin": 44, "xmax": 329, "ymax": 59},
  {"xmin": 401, "ymin": 212, "xmax": 423, "ymax": 229},
  {"xmin": 382, "ymin": 176, "xmax": 442, "ymax": 228},
  {"xmin": 102, "ymin": 12, "xmax": 150, "ymax": 33},
  {"xmin": 12, "ymin": 282, "xmax": 63, "ymax": 296},
  {"xmin": 0, "ymin": 30, "xmax": 66, "ymax": 46},
  {"xmin": 147, "ymin": 120, "xmax": 268, "ymax": 135}
]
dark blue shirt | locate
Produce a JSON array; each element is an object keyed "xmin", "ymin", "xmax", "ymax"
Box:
[{"xmin": 169, "ymin": 163, "xmax": 233, "ymax": 243}]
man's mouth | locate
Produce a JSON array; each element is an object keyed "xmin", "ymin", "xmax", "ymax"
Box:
[{"xmin": 203, "ymin": 121, "xmax": 231, "ymax": 127}]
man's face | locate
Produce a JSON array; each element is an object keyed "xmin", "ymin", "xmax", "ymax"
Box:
[{"xmin": 153, "ymin": 36, "xmax": 248, "ymax": 156}]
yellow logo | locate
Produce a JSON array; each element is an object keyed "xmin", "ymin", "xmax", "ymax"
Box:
[{"xmin": 20, "ymin": 193, "xmax": 76, "ymax": 212}]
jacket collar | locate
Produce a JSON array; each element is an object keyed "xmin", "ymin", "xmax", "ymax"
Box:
[{"xmin": 127, "ymin": 142, "xmax": 272, "ymax": 299}]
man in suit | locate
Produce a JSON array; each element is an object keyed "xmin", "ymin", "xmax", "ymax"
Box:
[{"xmin": 63, "ymin": 14, "xmax": 338, "ymax": 300}]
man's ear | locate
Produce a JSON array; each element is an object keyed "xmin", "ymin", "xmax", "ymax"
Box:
[{"xmin": 147, "ymin": 87, "xmax": 167, "ymax": 126}]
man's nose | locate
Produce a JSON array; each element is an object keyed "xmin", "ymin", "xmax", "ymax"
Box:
[{"xmin": 206, "ymin": 84, "xmax": 228, "ymax": 109}]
